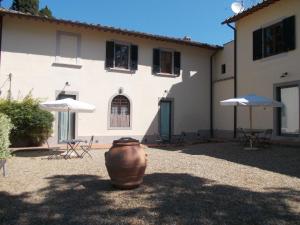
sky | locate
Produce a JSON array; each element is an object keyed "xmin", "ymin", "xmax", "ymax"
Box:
[{"xmin": 1, "ymin": 0, "xmax": 261, "ymax": 46}]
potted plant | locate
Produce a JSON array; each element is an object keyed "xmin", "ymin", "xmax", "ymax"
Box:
[{"xmin": 0, "ymin": 113, "xmax": 13, "ymax": 177}]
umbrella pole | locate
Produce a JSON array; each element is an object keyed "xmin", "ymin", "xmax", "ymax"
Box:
[
  {"xmin": 250, "ymin": 106, "xmax": 253, "ymax": 132},
  {"xmin": 67, "ymin": 108, "xmax": 70, "ymax": 140}
]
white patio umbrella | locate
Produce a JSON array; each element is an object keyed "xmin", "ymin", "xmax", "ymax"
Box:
[
  {"xmin": 39, "ymin": 98, "xmax": 95, "ymax": 140},
  {"xmin": 220, "ymin": 94, "xmax": 283, "ymax": 131}
]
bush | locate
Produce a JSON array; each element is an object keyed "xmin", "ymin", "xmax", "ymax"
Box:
[
  {"xmin": 0, "ymin": 96, "xmax": 54, "ymax": 147},
  {"xmin": 0, "ymin": 113, "xmax": 13, "ymax": 159}
]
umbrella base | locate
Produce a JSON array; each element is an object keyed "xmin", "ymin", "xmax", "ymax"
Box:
[{"xmin": 244, "ymin": 147, "xmax": 259, "ymax": 151}]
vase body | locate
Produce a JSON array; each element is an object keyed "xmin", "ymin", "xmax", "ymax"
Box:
[{"xmin": 105, "ymin": 138, "xmax": 147, "ymax": 189}]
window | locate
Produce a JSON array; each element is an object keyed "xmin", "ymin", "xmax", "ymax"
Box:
[
  {"xmin": 263, "ymin": 22, "xmax": 285, "ymax": 57},
  {"xmin": 105, "ymin": 41, "xmax": 138, "ymax": 70},
  {"xmin": 153, "ymin": 49, "xmax": 181, "ymax": 75},
  {"xmin": 56, "ymin": 31, "xmax": 81, "ymax": 65},
  {"xmin": 253, "ymin": 16, "xmax": 296, "ymax": 60},
  {"xmin": 160, "ymin": 50, "xmax": 173, "ymax": 74},
  {"xmin": 115, "ymin": 43, "xmax": 129, "ymax": 69},
  {"xmin": 221, "ymin": 64, "xmax": 226, "ymax": 74},
  {"xmin": 110, "ymin": 95, "xmax": 130, "ymax": 128}
]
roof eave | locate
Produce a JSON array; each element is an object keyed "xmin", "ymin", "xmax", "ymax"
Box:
[
  {"xmin": 0, "ymin": 9, "xmax": 222, "ymax": 50},
  {"xmin": 221, "ymin": 0, "xmax": 281, "ymax": 25}
]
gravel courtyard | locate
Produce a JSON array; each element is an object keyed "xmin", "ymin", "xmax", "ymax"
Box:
[{"xmin": 0, "ymin": 142, "xmax": 300, "ymax": 225}]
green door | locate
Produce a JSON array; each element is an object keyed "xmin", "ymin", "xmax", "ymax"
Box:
[{"xmin": 160, "ymin": 101, "xmax": 172, "ymax": 142}]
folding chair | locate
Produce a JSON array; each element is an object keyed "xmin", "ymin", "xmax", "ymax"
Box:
[
  {"xmin": 80, "ymin": 136, "xmax": 94, "ymax": 158},
  {"xmin": 237, "ymin": 128, "xmax": 250, "ymax": 146},
  {"xmin": 46, "ymin": 139, "xmax": 62, "ymax": 160},
  {"xmin": 258, "ymin": 129, "xmax": 273, "ymax": 148},
  {"xmin": 172, "ymin": 132, "xmax": 186, "ymax": 146},
  {"xmin": 155, "ymin": 133, "xmax": 165, "ymax": 146}
]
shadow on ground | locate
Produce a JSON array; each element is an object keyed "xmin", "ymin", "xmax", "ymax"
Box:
[
  {"xmin": 13, "ymin": 149, "xmax": 65, "ymax": 158},
  {"xmin": 180, "ymin": 143, "xmax": 300, "ymax": 178},
  {"xmin": 1, "ymin": 173, "xmax": 299, "ymax": 225}
]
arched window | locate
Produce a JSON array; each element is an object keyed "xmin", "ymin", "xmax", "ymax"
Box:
[{"xmin": 110, "ymin": 95, "xmax": 130, "ymax": 128}]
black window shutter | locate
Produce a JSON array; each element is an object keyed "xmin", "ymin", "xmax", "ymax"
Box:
[
  {"xmin": 153, "ymin": 49, "xmax": 160, "ymax": 74},
  {"xmin": 253, "ymin": 28, "xmax": 263, "ymax": 60},
  {"xmin": 174, "ymin": 51, "xmax": 181, "ymax": 75},
  {"xmin": 105, "ymin": 41, "xmax": 114, "ymax": 68},
  {"xmin": 130, "ymin": 45, "xmax": 138, "ymax": 70},
  {"xmin": 283, "ymin": 16, "xmax": 296, "ymax": 51}
]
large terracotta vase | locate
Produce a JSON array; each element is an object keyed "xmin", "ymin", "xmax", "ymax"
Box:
[{"xmin": 105, "ymin": 138, "xmax": 147, "ymax": 189}]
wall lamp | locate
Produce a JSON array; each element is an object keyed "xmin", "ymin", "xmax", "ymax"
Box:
[{"xmin": 280, "ymin": 72, "xmax": 288, "ymax": 78}]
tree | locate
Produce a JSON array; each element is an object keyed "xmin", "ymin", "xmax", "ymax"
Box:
[
  {"xmin": 39, "ymin": 5, "xmax": 53, "ymax": 18},
  {"xmin": 10, "ymin": 0, "xmax": 39, "ymax": 15}
]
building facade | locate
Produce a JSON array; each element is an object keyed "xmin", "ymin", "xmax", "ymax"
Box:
[
  {"xmin": 0, "ymin": 0, "xmax": 298, "ymax": 144},
  {"xmin": 217, "ymin": 0, "xmax": 300, "ymax": 141},
  {"xmin": 0, "ymin": 9, "xmax": 219, "ymax": 144}
]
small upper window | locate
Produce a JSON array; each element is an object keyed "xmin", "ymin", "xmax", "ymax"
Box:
[
  {"xmin": 221, "ymin": 64, "xmax": 226, "ymax": 74},
  {"xmin": 153, "ymin": 49, "xmax": 181, "ymax": 76},
  {"xmin": 253, "ymin": 16, "xmax": 296, "ymax": 60},
  {"xmin": 115, "ymin": 43, "xmax": 129, "ymax": 69},
  {"xmin": 56, "ymin": 31, "xmax": 81, "ymax": 65},
  {"xmin": 263, "ymin": 22, "xmax": 285, "ymax": 57},
  {"xmin": 160, "ymin": 50, "xmax": 173, "ymax": 74},
  {"xmin": 105, "ymin": 41, "xmax": 138, "ymax": 71}
]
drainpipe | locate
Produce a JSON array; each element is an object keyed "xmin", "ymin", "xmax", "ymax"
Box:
[
  {"xmin": 210, "ymin": 50, "xmax": 218, "ymax": 138},
  {"xmin": 226, "ymin": 23, "xmax": 237, "ymax": 139},
  {"xmin": 0, "ymin": 15, "xmax": 2, "ymax": 66}
]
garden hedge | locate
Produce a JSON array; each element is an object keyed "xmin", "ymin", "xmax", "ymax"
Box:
[
  {"xmin": 0, "ymin": 96, "xmax": 54, "ymax": 147},
  {"xmin": 0, "ymin": 113, "xmax": 13, "ymax": 158}
]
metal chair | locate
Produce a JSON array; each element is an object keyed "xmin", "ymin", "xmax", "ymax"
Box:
[
  {"xmin": 237, "ymin": 128, "xmax": 251, "ymax": 146},
  {"xmin": 258, "ymin": 129, "xmax": 273, "ymax": 148},
  {"xmin": 46, "ymin": 139, "xmax": 62, "ymax": 160},
  {"xmin": 80, "ymin": 136, "xmax": 94, "ymax": 158},
  {"xmin": 171, "ymin": 132, "xmax": 186, "ymax": 146},
  {"xmin": 155, "ymin": 133, "xmax": 165, "ymax": 146}
]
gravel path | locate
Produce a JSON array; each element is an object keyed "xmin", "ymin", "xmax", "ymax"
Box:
[{"xmin": 0, "ymin": 142, "xmax": 299, "ymax": 225}]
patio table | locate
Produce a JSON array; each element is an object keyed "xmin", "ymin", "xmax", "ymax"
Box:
[{"xmin": 61, "ymin": 139, "xmax": 85, "ymax": 159}]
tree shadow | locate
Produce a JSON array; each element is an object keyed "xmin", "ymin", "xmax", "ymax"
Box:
[
  {"xmin": 13, "ymin": 149, "xmax": 65, "ymax": 158},
  {"xmin": 180, "ymin": 142, "xmax": 300, "ymax": 178},
  {"xmin": 140, "ymin": 173, "xmax": 300, "ymax": 225},
  {"xmin": 1, "ymin": 173, "xmax": 299, "ymax": 225}
]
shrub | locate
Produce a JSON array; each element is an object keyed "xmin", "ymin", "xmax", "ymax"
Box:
[
  {"xmin": 0, "ymin": 96, "xmax": 54, "ymax": 147},
  {"xmin": 0, "ymin": 113, "xmax": 13, "ymax": 159}
]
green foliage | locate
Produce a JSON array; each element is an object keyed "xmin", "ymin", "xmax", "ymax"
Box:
[
  {"xmin": 10, "ymin": 0, "xmax": 55, "ymax": 18},
  {"xmin": 0, "ymin": 95, "xmax": 54, "ymax": 147},
  {"xmin": 0, "ymin": 113, "xmax": 13, "ymax": 159},
  {"xmin": 39, "ymin": 5, "xmax": 53, "ymax": 18},
  {"xmin": 10, "ymin": 0, "xmax": 39, "ymax": 15}
]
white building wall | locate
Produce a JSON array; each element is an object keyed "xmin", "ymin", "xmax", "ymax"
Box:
[
  {"xmin": 0, "ymin": 16, "xmax": 214, "ymax": 144},
  {"xmin": 213, "ymin": 41, "xmax": 234, "ymax": 138},
  {"xmin": 236, "ymin": 0, "xmax": 300, "ymax": 136}
]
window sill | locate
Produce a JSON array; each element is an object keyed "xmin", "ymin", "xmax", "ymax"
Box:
[
  {"xmin": 155, "ymin": 72, "xmax": 179, "ymax": 77},
  {"xmin": 108, "ymin": 127, "xmax": 132, "ymax": 130},
  {"xmin": 107, "ymin": 67, "xmax": 136, "ymax": 73},
  {"xmin": 52, "ymin": 62, "xmax": 82, "ymax": 69},
  {"xmin": 254, "ymin": 51, "xmax": 289, "ymax": 63}
]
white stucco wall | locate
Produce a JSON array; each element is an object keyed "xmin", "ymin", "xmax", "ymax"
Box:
[
  {"xmin": 0, "ymin": 16, "xmax": 214, "ymax": 143},
  {"xmin": 212, "ymin": 41, "xmax": 234, "ymax": 137},
  {"xmin": 236, "ymin": 0, "xmax": 300, "ymax": 133}
]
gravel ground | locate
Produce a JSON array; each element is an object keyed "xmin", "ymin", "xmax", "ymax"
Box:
[{"xmin": 0, "ymin": 142, "xmax": 300, "ymax": 225}]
